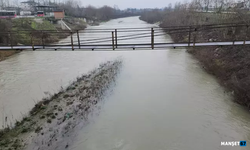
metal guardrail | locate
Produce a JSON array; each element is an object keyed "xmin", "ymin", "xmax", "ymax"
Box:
[{"xmin": 0, "ymin": 23, "xmax": 249, "ymax": 51}]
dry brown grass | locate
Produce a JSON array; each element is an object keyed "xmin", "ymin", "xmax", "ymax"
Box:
[{"xmin": 0, "ymin": 51, "xmax": 19, "ymax": 61}]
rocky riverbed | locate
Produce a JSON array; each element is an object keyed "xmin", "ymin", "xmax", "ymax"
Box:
[{"xmin": 0, "ymin": 59, "xmax": 122, "ymax": 150}]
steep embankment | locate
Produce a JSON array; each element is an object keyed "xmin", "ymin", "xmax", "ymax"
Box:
[
  {"xmin": 188, "ymin": 46, "xmax": 250, "ymax": 107},
  {"xmin": 140, "ymin": 13, "xmax": 250, "ymax": 109},
  {"xmin": 0, "ymin": 59, "xmax": 122, "ymax": 150},
  {"xmin": 0, "ymin": 17, "xmax": 87, "ymax": 61}
]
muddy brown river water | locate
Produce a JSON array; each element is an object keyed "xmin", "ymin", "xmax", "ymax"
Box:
[{"xmin": 0, "ymin": 16, "xmax": 250, "ymax": 150}]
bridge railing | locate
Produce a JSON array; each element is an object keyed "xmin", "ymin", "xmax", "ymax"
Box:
[{"xmin": 0, "ymin": 23, "xmax": 249, "ymax": 50}]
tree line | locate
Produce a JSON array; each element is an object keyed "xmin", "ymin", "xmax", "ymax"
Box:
[
  {"xmin": 140, "ymin": 0, "xmax": 250, "ymax": 25},
  {"xmin": 59, "ymin": 1, "xmax": 140, "ymax": 22}
]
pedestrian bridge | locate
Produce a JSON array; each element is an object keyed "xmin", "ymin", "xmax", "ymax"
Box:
[{"xmin": 0, "ymin": 23, "xmax": 249, "ymax": 51}]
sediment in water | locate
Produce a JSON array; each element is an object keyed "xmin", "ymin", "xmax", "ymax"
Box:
[{"xmin": 0, "ymin": 59, "xmax": 123, "ymax": 150}]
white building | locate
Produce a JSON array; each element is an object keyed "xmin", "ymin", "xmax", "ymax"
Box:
[{"xmin": 20, "ymin": 1, "xmax": 37, "ymax": 11}]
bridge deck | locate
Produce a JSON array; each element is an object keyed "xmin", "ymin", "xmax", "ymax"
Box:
[{"xmin": 0, "ymin": 41, "xmax": 249, "ymax": 51}]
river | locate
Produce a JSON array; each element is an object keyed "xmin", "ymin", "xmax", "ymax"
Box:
[{"xmin": 0, "ymin": 16, "xmax": 250, "ymax": 150}]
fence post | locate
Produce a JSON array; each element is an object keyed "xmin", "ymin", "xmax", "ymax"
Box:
[
  {"xmin": 9, "ymin": 31, "xmax": 13, "ymax": 50},
  {"xmin": 30, "ymin": 32, "xmax": 34, "ymax": 51},
  {"xmin": 151, "ymin": 28, "xmax": 154, "ymax": 49},
  {"xmin": 112, "ymin": 31, "xmax": 115, "ymax": 50},
  {"xmin": 188, "ymin": 26, "xmax": 191, "ymax": 47},
  {"xmin": 42, "ymin": 31, "xmax": 45, "ymax": 49},
  {"xmin": 77, "ymin": 30, "xmax": 80, "ymax": 49},
  {"xmin": 115, "ymin": 29, "xmax": 118, "ymax": 48},
  {"xmin": 71, "ymin": 32, "xmax": 74, "ymax": 51}
]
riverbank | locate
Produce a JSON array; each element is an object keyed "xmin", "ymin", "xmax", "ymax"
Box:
[
  {"xmin": 0, "ymin": 59, "xmax": 122, "ymax": 150},
  {"xmin": 162, "ymin": 28, "xmax": 250, "ymax": 108},
  {"xmin": 0, "ymin": 51, "xmax": 20, "ymax": 61},
  {"xmin": 188, "ymin": 45, "xmax": 250, "ymax": 107},
  {"xmin": 139, "ymin": 12, "xmax": 250, "ymax": 109},
  {"xmin": 0, "ymin": 17, "xmax": 87, "ymax": 61}
]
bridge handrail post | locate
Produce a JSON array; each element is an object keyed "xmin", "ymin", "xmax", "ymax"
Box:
[
  {"xmin": 115, "ymin": 29, "xmax": 118, "ymax": 48},
  {"xmin": 151, "ymin": 28, "xmax": 154, "ymax": 49},
  {"xmin": 71, "ymin": 31, "xmax": 74, "ymax": 51},
  {"xmin": 112, "ymin": 31, "xmax": 115, "ymax": 50},
  {"xmin": 77, "ymin": 30, "xmax": 80, "ymax": 49}
]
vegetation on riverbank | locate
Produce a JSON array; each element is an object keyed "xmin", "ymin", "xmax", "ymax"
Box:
[
  {"xmin": 0, "ymin": 59, "xmax": 122, "ymax": 150},
  {"xmin": 0, "ymin": 51, "xmax": 19, "ymax": 61},
  {"xmin": 140, "ymin": 0, "xmax": 250, "ymax": 108},
  {"xmin": 60, "ymin": 0, "xmax": 140, "ymax": 23},
  {"xmin": 0, "ymin": 17, "xmax": 87, "ymax": 61}
]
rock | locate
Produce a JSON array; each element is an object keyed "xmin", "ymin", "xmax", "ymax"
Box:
[
  {"xmin": 63, "ymin": 94, "xmax": 70, "ymax": 98},
  {"xmin": 40, "ymin": 115, "xmax": 45, "ymax": 119},
  {"xmin": 58, "ymin": 107, "xmax": 63, "ymax": 111},
  {"xmin": 65, "ymin": 113, "xmax": 73, "ymax": 119},
  {"xmin": 215, "ymin": 48, "xmax": 221, "ymax": 52},
  {"xmin": 47, "ymin": 119, "xmax": 52, "ymax": 124},
  {"xmin": 46, "ymin": 111, "xmax": 54, "ymax": 117},
  {"xmin": 35, "ymin": 126, "xmax": 43, "ymax": 133},
  {"xmin": 51, "ymin": 115, "xmax": 56, "ymax": 119},
  {"xmin": 66, "ymin": 101, "xmax": 73, "ymax": 106},
  {"xmin": 23, "ymin": 117, "xmax": 31, "ymax": 122},
  {"xmin": 21, "ymin": 128, "xmax": 29, "ymax": 133},
  {"xmin": 41, "ymin": 106, "xmax": 47, "ymax": 110}
]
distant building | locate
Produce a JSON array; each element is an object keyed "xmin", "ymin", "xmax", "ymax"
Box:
[
  {"xmin": 2, "ymin": 6, "xmax": 21, "ymax": 15},
  {"xmin": 20, "ymin": 1, "xmax": 38, "ymax": 12},
  {"xmin": 54, "ymin": 10, "xmax": 64, "ymax": 19}
]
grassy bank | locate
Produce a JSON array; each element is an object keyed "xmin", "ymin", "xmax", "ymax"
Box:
[{"xmin": 0, "ymin": 59, "xmax": 122, "ymax": 150}]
